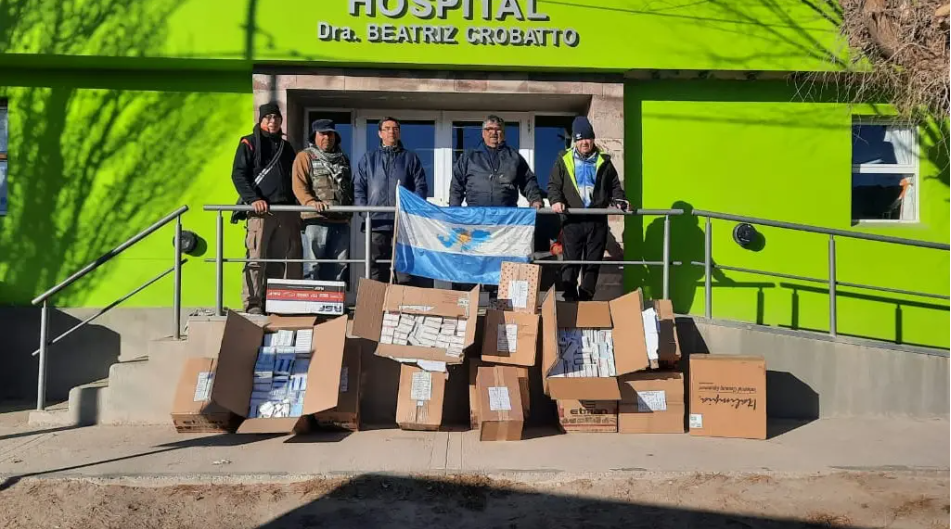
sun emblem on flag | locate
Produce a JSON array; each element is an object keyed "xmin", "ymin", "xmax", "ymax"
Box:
[{"xmin": 437, "ymin": 228, "xmax": 491, "ymax": 251}]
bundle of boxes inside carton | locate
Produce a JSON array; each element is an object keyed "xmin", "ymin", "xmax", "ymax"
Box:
[
  {"xmin": 551, "ymin": 328, "xmax": 617, "ymax": 379},
  {"xmin": 248, "ymin": 328, "xmax": 314, "ymax": 419},
  {"xmin": 380, "ymin": 312, "xmax": 466, "ymax": 357}
]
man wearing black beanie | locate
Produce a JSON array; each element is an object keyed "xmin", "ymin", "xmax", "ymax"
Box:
[
  {"xmin": 547, "ymin": 116, "xmax": 626, "ymax": 301},
  {"xmin": 230, "ymin": 102, "xmax": 300, "ymax": 314}
]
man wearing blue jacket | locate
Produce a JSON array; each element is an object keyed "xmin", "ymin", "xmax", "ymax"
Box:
[
  {"xmin": 354, "ymin": 117, "xmax": 428, "ymax": 283},
  {"xmin": 450, "ymin": 115, "xmax": 543, "ymax": 209}
]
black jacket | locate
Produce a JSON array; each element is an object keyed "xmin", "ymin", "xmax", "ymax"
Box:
[
  {"xmin": 548, "ymin": 149, "xmax": 625, "ymax": 212},
  {"xmin": 354, "ymin": 142, "xmax": 428, "ymax": 231},
  {"xmin": 231, "ymin": 126, "xmax": 297, "ymax": 206},
  {"xmin": 450, "ymin": 142, "xmax": 542, "ymax": 207}
]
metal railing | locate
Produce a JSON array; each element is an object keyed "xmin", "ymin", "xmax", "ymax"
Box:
[
  {"xmin": 203, "ymin": 205, "xmax": 683, "ymax": 315},
  {"xmin": 30, "ymin": 206, "xmax": 189, "ymax": 410},
  {"xmin": 691, "ymin": 209, "xmax": 950, "ymax": 337}
]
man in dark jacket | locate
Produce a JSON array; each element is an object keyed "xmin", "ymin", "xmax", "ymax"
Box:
[
  {"xmin": 450, "ymin": 115, "xmax": 543, "ymax": 208},
  {"xmin": 231, "ymin": 101, "xmax": 301, "ymax": 314},
  {"xmin": 548, "ymin": 116, "xmax": 626, "ymax": 301},
  {"xmin": 354, "ymin": 117, "xmax": 428, "ymax": 283}
]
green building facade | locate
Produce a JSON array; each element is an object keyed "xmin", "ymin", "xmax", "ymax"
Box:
[{"xmin": 1, "ymin": 0, "xmax": 946, "ymax": 347}]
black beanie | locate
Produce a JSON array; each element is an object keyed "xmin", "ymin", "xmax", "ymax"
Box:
[
  {"xmin": 258, "ymin": 102, "xmax": 282, "ymax": 120},
  {"xmin": 572, "ymin": 116, "xmax": 595, "ymax": 141}
]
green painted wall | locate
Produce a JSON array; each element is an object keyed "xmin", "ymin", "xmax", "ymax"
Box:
[
  {"xmin": 1, "ymin": 0, "xmax": 843, "ymax": 72},
  {"xmin": 624, "ymin": 81, "xmax": 949, "ymax": 348}
]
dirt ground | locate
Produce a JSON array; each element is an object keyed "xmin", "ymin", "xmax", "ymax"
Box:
[{"xmin": 0, "ymin": 471, "xmax": 947, "ymax": 529}]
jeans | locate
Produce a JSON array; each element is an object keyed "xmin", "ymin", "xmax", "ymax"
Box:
[{"xmin": 302, "ymin": 221, "xmax": 351, "ymax": 283}]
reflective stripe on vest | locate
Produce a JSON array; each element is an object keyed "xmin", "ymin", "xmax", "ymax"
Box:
[{"xmin": 562, "ymin": 150, "xmax": 604, "ymax": 197}]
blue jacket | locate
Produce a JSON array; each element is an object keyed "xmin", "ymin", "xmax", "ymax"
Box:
[
  {"xmin": 354, "ymin": 143, "xmax": 427, "ymax": 231},
  {"xmin": 450, "ymin": 142, "xmax": 542, "ymax": 207}
]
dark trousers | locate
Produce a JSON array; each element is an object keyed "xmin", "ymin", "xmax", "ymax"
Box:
[
  {"xmin": 561, "ymin": 219, "xmax": 608, "ymax": 301},
  {"xmin": 369, "ymin": 230, "xmax": 432, "ymax": 287}
]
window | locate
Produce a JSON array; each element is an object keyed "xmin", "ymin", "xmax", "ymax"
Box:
[
  {"xmin": 0, "ymin": 100, "xmax": 6, "ymax": 215},
  {"xmin": 851, "ymin": 120, "xmax": 918, "ymax": 222},
  {"xmin": 533, "ymin": 115, "xmax": 574, "ymax": 192}
]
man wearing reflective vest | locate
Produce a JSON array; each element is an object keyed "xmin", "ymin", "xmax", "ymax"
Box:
[{"xmin": 547, "ymin": 116, "xmax": 626, "ymax": 301}]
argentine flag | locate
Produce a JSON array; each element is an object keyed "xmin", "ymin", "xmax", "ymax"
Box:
[{"xmin": 394, "ymin": 186, "xmax": 536, "ymax": 285}]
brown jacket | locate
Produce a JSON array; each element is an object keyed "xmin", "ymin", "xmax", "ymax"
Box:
[{"xmin": 292, "ymin": 149, "xmax": 353, "ymax": 222}]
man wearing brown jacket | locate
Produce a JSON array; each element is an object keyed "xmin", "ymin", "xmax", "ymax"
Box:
[{"xmin": 292, "ymin": 119, "xmax": 353, "ymax": 282}]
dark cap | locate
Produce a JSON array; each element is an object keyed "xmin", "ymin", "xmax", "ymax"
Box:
[
  {"xmin": 258, "ymin": 102, "xmax": 282, "ymax": 119},
  {"xmin": 311, "ymin": 119, "xmax": 336, "ymax": 135},
  {"xmin": 571, "ymin": 116, "xmax": 595, "ymax": 141}
]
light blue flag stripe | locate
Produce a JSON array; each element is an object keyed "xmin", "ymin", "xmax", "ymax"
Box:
[
  {"xmin": 394, "ymin": 243, "xmax": 530, "ymax": 285},
  {"xmin": 399, "ymin": 186, "xmax": 536, "ymax": 227}
]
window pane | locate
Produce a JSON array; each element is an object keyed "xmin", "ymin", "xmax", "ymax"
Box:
[
  {"xmin": 852, "ymin": 123, "xmax": 915, "ymax": 166},
  {"xmin": 852, "ymin": 172, "xmax": 913, "ymax": 220},
  {"xmin": 366, "ymin": 120, "xmax": 436, "ymax": 198},
  {"xmin": 306, "ymin": 111, "xmax": 353, "ymax": 160},
  {"xmin": 451, "ymin": 120, "xmax": 520, "ymax": 162},
  {"xmin": 0, "ymin": 105, "xmax": 7, "ymax": 153},
  {"xmin": 0, "ymin": 161, "xmax": 7, "ymax": 215},
  {"xmin": 534, "ymin": 115, "xmax": 574, "ymax": 192}
]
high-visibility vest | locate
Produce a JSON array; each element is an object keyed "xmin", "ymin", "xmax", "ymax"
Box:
[{"xmin": 562, "ymin": 150, "xmax": 605, "ymax": 197}]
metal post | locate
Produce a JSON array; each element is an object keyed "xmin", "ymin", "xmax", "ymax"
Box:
[
  {"xmin": 662, "ymin": 214, "xmax": 671, "ymax": 300},
  {"xmin": 704, "ymin": 216, "xmax": 712, "ymax": 319},
  {"xmin": 37, "ymin": 300, "xmax": 49, "ymax": 411},
  {"xmin": 364, "ymin": 214, "xmax": 372, "ymax": 279},
  {"xmin": 173, "ymin": 215, "xmax": 182, "ymax": 340},
  {"xmin": 215, "ymin": 211, "xmax": 224, "ymax": 316},
  {"xmin": 828, "ymin": 234, "xmax": 837, "ymax": 337}
]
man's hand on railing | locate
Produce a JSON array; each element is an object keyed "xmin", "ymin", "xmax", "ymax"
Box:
[
  {"xmin": 551, "ymin": 202, "xmax": 566, "ymax": 214},
  {"xmin": 310, "ymin": 201, "xmax": 328, "ymax": 212},
  {"xmin": 251, "ymin": 200, "xmax": 269, "ymax": 214}
]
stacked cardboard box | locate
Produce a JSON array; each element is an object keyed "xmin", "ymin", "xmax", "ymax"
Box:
[
  {"xmin": 618, "ymin": 371, "xmax": 686, "ymax": 434},
  {"xmin": 171, "ymin": 313, "xmax": 348, "ymax": 434},
  {"xmin": 266, "ymin": 279, "xmax": 346, "ymax": 316},
  {"xmin": 352, "ymin": 279, "xmax": 480, "ymax": 431},
  {"xmin": 471, "ymin": 262, "xmax": 541, "ymax": 441},
  {"xmin": 315, "ymin": 337, "xmax": 366, "ymax": 431},
  {"xmin": 476, "ymin": 365, "xmax": 525, "ymax": 441}
]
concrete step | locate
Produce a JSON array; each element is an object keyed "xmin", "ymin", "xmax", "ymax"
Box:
[{"xmin": 28, "ymin": 379, "xmax": 108, "ymax": 427}]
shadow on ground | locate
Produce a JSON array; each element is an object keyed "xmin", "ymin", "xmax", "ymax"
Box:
[{"xmin": 254, "ymin": 473, "xmax": 875, "ymax": 529}]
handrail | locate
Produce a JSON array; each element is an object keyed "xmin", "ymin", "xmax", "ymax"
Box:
[
  {"xmin": 203, "ymin": 204, "xmax": 685, "ymax": 216},
  {"xmin": 692, "ymin": 209, "xmax": 950, "ymax": 251},
  {"xmin": 31, "ymin": 205, "xmax": 189, "ymax": 411},
  {"xmin": 31, "ymin": 206, "xmax": 190, "ymax": 305}
]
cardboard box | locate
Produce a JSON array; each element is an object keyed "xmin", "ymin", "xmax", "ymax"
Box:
[
  {"xmin": 171, "ymin": 357, "xmax": 241, "ymax": 433},
  {"xmin": 170, "ymin": 311, "xmax": 348, "ymax": 435},
  {"xmin": 468, "ymin": 358, "xmax": 530, "ymax": 430},
  {"xmin": 689, "ymin": 355, "xmax": 766, "ymax": 440},
  {"xmin": 476, "ymin": 366, "xmax": 525, "ymax": 441},
  {"xmin": 352, "ymin": 278, "xmax": 479, "ymax": 365},
  {"xmin": 618, "ymin": 371, "xmax": 685, "ymax": 434},
  {"xmin": 314, "ymin": 337, "xmax": 365, "ymax": 431},
  {"xmin": 556, "ymin": 400, "xmax": 618, "ymax": 433},
  {"xmin": 480, "ymin": 310, "xmax": 540, "ymax": 367},
  {"xmin": 266, "ymin": 279, "xmax": 346, "ymax": 316},
  {"xmin": 396, "ymin": 364, "xmax": 447, "ymax": 431},
  {"xmin": 653, "ymin": 300, "xmax": 681, "ymax": 368},
  {"xmin": 496, "ymin": 262, "xmax": 541, "ymax": 314},
  {"xmin": 541, "ymin": 287, "xmax": 650, "ymax": 400}
]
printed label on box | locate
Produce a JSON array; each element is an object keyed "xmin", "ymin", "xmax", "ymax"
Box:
[
  {"xmin": 339, "ymin": 366, "xmax": 349, "ymax": 393},
  {"xmin": 487, "ymin": 386, "xmax": 512, "ymax": 412},
  {"xmin": 689, "ymin": 413, "xmax": 703, "ymax": 429},
  {"xmin": 193, "ymin": 371, "xmax": 214, "ymax": 401},
  {"xmin": 410, "ymin": 371, "xmax": 432, "ymax": 401},
  {"xmin": 497, "ymin": 323, "xmax": 519, "ymax": 353},
  {"xmin": 636, "ymin": 390, "xmax": 667, "ymax": 412},
  {"xmin": 508, "ymin": 280, "xmax": 529, "ymax": 310}
]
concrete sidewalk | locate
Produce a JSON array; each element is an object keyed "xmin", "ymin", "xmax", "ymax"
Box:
[{"xmin": 0, "ymin": 417, "xmax": 947, "ymax": 483}]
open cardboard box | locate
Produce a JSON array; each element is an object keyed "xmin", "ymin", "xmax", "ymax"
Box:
[
  {"xmin": 352, "ymin": 278, "xmax": 479, "ymax": 365},
  {"xmin": 170, "ymin": 311, "xmax": 348, "ymax": 435},
  {"xmin": 541, "ymin": 286, "xmax": 650, "ymax": 400},
  {"xmin": 653, "ymin": 299, "xmax": 681, "ymax": 367}
]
